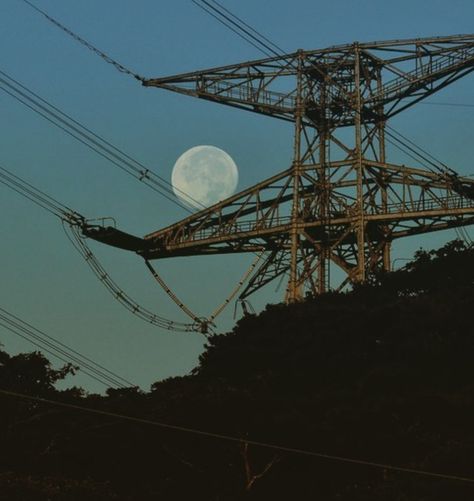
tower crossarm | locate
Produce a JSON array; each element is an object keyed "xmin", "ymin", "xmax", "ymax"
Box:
[
  {"xmin": 362, "ymin": 35, "xmax": 474, "ymax": 117},
  {"xmin": 132, "ymin": 158, "xmax": 474, "ymax": 260},
  {"xmin": 141, "ymin": 167, "xmax": 297, "ymax": 259},
  {"xmin": 142, "ymin": 35, "xmax": 474, "ymax": 127},
  {"xmin": 142, "ymin": 53, "xmax": 300, "ymax": 121}
]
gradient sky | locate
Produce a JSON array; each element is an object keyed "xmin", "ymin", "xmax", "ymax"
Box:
[{"xmin": 1, "ymin": 0, "xmax": 474, "ymax": 392}]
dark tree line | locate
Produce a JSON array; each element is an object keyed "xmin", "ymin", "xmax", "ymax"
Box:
[{"xmin": 1, "ymin": 240, "xmax": 474, "ymax": 500}]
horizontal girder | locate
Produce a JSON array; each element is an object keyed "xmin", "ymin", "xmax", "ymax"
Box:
[
  {"xmin": 80, "ymin": 161, "xmax": 474, "ymax": 259},
  {"xmin": 143, "ymin": 34, "xmax": 474, "ymax": 127}
]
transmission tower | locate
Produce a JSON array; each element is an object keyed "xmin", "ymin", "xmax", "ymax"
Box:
[{"xmin": 85, "ymin": 35, "xmax": 474, "ymax": 304}]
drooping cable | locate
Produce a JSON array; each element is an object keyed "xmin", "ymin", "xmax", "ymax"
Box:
[
  {"xmin": 144, "ymin": 260, "xmax": 202, "ymax": 325},
  {"xmin": 208, "ymin": 250, "xmax": 264, "ymax": 322},
  {"xmin": 20, "ymin": 0, "xmax": 143, "ymax": 81},
  {"xmin": 0, "ymin": 69, "xmax": 302, "ymax": 312},
  {"xmin": 144, "ymin": 250, "xmax": 265, "ymax": 334},
  {"xmin": 0, "ymin": 162, "xmax": 199, "ymax": 333},
  {"xmin": 64, "ymin": 223, "xmax": 196, "ymax": 333},
  {"xmin": 0, "ymin": 72, "xmax": 278, "ymax": 330}
]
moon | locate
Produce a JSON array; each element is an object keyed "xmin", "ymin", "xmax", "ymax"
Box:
[{"xmin": 171, "ymin": 145, "xmax": 239, "ymax": 209}]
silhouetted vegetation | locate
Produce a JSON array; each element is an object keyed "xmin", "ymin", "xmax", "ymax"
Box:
[{"xmin": 1, "ymin": 240, "xmax": 474, "ymax": 500}]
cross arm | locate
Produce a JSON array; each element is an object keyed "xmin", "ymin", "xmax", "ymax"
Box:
[{"xmin": 142, "ymin": 53, "xmax": 299, "ymax": 121}]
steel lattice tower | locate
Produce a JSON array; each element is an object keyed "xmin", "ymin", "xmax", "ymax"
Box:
[{"xmin": 86, "ymin": 35, "xmax": 474, "ymax": 304}]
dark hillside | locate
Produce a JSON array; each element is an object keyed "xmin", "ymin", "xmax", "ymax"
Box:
[{"xmin": 1, "ymin": 240, "xmax": 474, "ymax": 500}]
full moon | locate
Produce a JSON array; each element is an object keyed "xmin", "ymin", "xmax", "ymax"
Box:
[{"xmin": 171, "ymin": 145, "xmax": 239, "ymax": 209}]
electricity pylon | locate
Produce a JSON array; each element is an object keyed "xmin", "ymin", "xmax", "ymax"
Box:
[{"xmin": 86, "ymin": 35, "xmax": 474, "ymax": 303}]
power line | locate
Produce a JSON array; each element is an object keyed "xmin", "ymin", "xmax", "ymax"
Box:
[
  {"xmin": 192, "ymin": 0, "xmax": 283, "ymax": 59},
  {"xmin": 1, "ymin": 387, "xmax": 474, "ymax": 485},
  {"xmin": 20, "ymin": 0, "xmax": 143, "ymax": 81},
  {"xmin": 207, "ymin": 0, "xmax": 286, "ymax": 55},
  {"xmin": 0, "ymin": 320, "xmax": 127, "ymax": 390},
  {"xmin": 385, "ymin": 125, "xmax": 456, "ymax": 175},
  {"xmin": 17, "ymin": 0, "xmax": 282, "ymax": 216},
  {"xmin": 0, "ymin": 306, "xmax": 134, "ymax": 389},
  {"xmin": 421, "ymin": 101, "xmax": 474, "ymax": 108},
  {"xmin": 0, "ymin": 69, "xmax": 198, "ymax": 213},
  {"xmin": 0, "ymin": 69, "xmax": 295, "ymax": 317},
  {"xmin": 191, "ymin": 0, "xmax": 274, "ymax": 58},
  {"xmin": 63, "ymin": 223, "xmax": 196, "ymax": 333},
  {"xmin": 0, "ymin": 164, "xmax": 79, "ymax": 220},
  {"xmin": 0, "ymin": 163, "xmax": 197, "ymax": 332}
]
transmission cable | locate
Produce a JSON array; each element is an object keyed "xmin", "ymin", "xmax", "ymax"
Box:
[
  {"xmin": 0, "ymin": 71, "xmax": 279, "ymax": 328},
  {"xmin": 0, "ymin": 306, "xmax": 134, "ymax": 389},
  {"xmin": 207, "ymin": 0, "xmax": 286, "ymax": 55},
  {"xmin": 0, "ymin": 163, "xmax": 197, "ymax": 333},
  {"xmin": 0, "ymin": 319, "xmax": 117, "ymax": 389},
  {"xmin": 0, "ymin": 164, "xmax": 81, "ymax": 221},
  {"xmin": 421, "ymin": 101, "xmax": 474, "ymax": 108},
  {"xmin": 191, "ymin": 1, "xmax": 273, "ymax": 58},
  {"xmin": 20, "ymin": 0, "xmax": 143, "ymax": 81},
  {"xmin": 192, "ymin": 0, "xmax": 282, "ymax": 60},
  {"xmin": 0, "ymin": 69, "xmax": 199, "ymax": 213},
  {"xmin": 1, "ymin": 388, "xmax": 474, "ymax": 485},
  {"xmin": 385, "ymin": 125, "xmax": 457, "ymax": 175},
  {"xmin": 63, "ymin": 223, "xmax": 196, "ymax": 333}
]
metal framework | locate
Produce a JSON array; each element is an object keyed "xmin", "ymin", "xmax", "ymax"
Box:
[{"xmin": 85, "ymin": 35, "xmax": 474, "ymax": 303}]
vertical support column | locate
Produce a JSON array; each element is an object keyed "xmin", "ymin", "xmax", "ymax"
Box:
[
  {"xmin": 287, "ymin": 51, "xmax": 304, "ymax": 303},
  {"xmin": 354, "ymin": 44, "xmax": 366, "ymax": 282},
  {"xmin": 317, "ymin": 82, "xmax": 328, "ymax": 294},
  {"xmin": 376, "ymin": 68, "xmax": 391, "ymax": 272}
]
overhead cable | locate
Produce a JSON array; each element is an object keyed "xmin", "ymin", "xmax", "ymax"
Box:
[
  {"xmin": 0, "ymin": 163, "xmax": 197, "ymax": 333},
  {"xmin": 385, "ymin": 125, "xmax": 457, "ymax": 175},
  {"xmin": 207, "ymin": 0, "xmax": 286, "ymax": 55},
  {"xmin": 1, "ymin": 388, "xmax": 474, "ymax": 485},
  {"xmin": 0, "ymin": 306, "xmax": 134, "ymax": 389},
  {"xmin": 0, "ymin": 69, "xmax": 200, "ymax": 212},
  {"xmin": 192, "ymin": 0, "xmax": 282, "ymax": 59},
  {"xmin": 421, "ymin": 101, "xmax": 474, "ymax": 108},
  {"xmin": 0, "ymin": 164, "xmax": 80, "ymax": 221},
  {"xmin": 63, "ymin": 223, "xmax": 196, "ymax": 333},
  {"xmin": 20, "ymin": 0, "xmax": 143, "ymax": 81}
]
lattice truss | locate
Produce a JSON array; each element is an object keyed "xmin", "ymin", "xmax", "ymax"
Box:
[{"xmin": 86, "ymin": 35, "xmax": 474, "ymax": 303}]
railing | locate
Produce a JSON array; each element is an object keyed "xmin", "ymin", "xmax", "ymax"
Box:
[
  {"xmin": 381, "ymin": 194, "xmax": 474, "ymax": 215},
  {"xmin": 180, "ymin": 215, "xmax": 292, "ymax": 243},
  {"xmin": 201, "ymin": 80, "xmax": 297, "ymax": 110},
  {"xmin": 381, "ymin": 47, "xmax": 474, "ymax": 98},
  {"xmin": 170, "ymin": 195, "xmax": 474, "ymax": 245}
]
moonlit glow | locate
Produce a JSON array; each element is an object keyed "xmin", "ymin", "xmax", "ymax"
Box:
[{"xmin": 171, "ymin": 145, "xmax": 239, "ymax": 209}]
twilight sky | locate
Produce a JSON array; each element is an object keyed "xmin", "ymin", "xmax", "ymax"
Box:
[{"xmin": 1, "ymin": 0, "xmax": 474, "ymax": 392}]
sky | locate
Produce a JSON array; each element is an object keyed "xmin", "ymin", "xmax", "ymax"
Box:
[{"xmin": 1, "ymin": 0, "xmax": 474, "ymax": 393}]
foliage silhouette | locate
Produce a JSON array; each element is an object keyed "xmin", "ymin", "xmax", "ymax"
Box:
[{"xmin": 1, "ymin": 240, "xmax": 474, "ymax": 500}]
